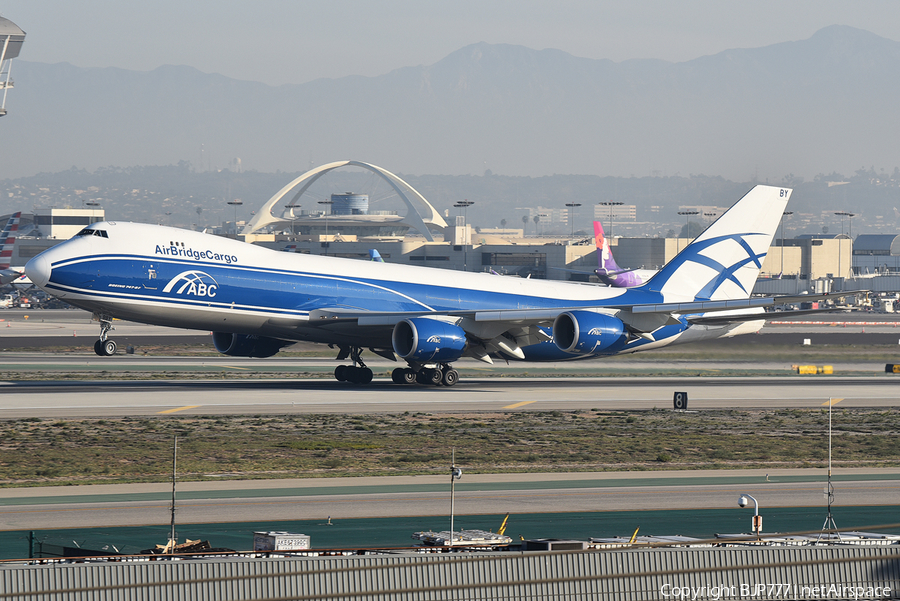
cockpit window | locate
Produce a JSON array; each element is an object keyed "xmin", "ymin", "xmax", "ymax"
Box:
[{"xmin": 75, "ymin": 229, "xmax": 109, "ymax": 238}]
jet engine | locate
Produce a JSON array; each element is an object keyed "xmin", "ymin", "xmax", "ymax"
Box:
[
  {"xmin": 392, "ymin": 317, "xmax": 467, "ymax": 363},
  {"xmin": 212, "ymin": 332, "xmax": 289, "ymax": 358},
  {"xmin": 552, "ymin": 311, "xmax": 627, "ymax": 355}
]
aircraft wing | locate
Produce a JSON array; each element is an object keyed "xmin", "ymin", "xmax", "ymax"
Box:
[
  {"xmin": 686, "ymin": 307, "xmax": 850, "ymax": 326},
  {"xmin": 614, "ymin": 291, "xmax": 855, "ymax": 316},
  {"xmin": 304, "ymin": 289, "xmax": 852, "ymax": 357}
]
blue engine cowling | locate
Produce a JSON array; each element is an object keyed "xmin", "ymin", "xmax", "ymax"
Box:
[
  {"xmin": 392, "ymin": 318, "xmax": 467, "ymax": 363},
  {"xmin": 552, "ymin": 311, "xmax": 627, "ymax": 355},
  {"xmin": 212, "ymin": 332, "xmax": 289, "ymax": 358}
]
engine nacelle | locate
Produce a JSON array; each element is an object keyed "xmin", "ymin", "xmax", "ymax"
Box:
[
  {"xmin": 552, "ymin": 311, "xmax": 627, "ymax": 355},
  {"xmin": 392, "ymin": 318, "xmax": 467, "ymax": 363},
  {"xmin": 212, "ymin": 332, "xmax": 288, "ymax": 358}
]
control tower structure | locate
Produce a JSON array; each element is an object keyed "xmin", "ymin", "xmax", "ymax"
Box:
[{"xmin": 0, "ymin": 16, "xmax": 26, "ymax": 117}]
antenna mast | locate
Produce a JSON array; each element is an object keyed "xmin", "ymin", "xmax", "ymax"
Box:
[
  {"xmin": 169, "ymin": 435, "xmax": 177, "ymax": 553},
  {"xmin": 819, "ymin": 399, "xmax": 840, "ymax": 541}
]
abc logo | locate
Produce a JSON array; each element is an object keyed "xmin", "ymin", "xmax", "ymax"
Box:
[{"xmin": 162, "ymin": 270, "xmax": 219, "ymax": 298}]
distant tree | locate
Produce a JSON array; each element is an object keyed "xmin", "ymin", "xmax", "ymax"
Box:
[
  {"xmin": 500, "ymin": 218, "xmax": 507, "ymax": 229},
  {"xmin": 522, "ymin": 215, "xmax": 529, "ymax": 234},
  {"xmin": 533, "ymin": 215, "xmax": 540, "ymax": 235},
  {"xmin": 195, "ymin": 206, "xmax": 203, "ymax": 217},
  {"xmin": 678, "ymin": 221, "xmax": 705, "ymax": 238}
]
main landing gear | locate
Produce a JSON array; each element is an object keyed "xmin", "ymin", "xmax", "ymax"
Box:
[
  {"xmin": 333, "ymin": 347, "xmax": 373, "ymax": 384},
  {"xmin": 330, "ymin": 346, "xmax": 460, "ymax": 386},
  {"xmin": 391, "ymin": 364, "xmax": 459, "ymax": 387},
  {"xmin": 93, "ymin": 315, "xmax": 117, "ymax": 357}
]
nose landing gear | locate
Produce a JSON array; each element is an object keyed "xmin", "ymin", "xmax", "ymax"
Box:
[{"xmin": 93, "ymin": 315, "xmax": 117, "ymax": 356}]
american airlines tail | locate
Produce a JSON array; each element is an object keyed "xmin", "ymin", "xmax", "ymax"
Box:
[
  {"xmin": 0, "ymin": 211, "xmax": 21, "ymax": 270},
  {"xmin": 0, "ymin": 212, "xmax": 23, "ymax": 285},
  {"xmin": 637, "ymin": 185, "xmax": 790, "ymax": 302}
]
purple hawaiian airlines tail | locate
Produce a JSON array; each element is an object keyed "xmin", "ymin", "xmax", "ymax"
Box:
[{"xmin": 593, "ymin": 221, "xmax": 645, "ymax": 288}]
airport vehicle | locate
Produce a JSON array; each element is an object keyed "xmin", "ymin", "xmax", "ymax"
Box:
[
  {"xmin": 0, "ymin": 211, "xmax": 22, "ymax": 285},
  {"xmin": 27, "ymin": 185, "xmax": 801, "ymax": 385}
]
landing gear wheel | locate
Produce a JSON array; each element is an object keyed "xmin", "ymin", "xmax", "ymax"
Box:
[
  {"xmin": 355, "ymin": 367, "xmax": 373, "ymax": 384},
  {"xmin": 391, "ymin": 368, "xmax": 407, "ymax": 384},
  {"xmin": 417, "ymin": 368, "xmax": 442, "ymax": 386},
  {"xmin": 93, "ymin": 340, "xmax": 104, "ymax": 356},
  {"xmin": 103, "ymin": 340, "xmax": 117, "ymax": 356},
  {"xmin": 334, "ymin": 365, "xmax": 348, "ymax": 382},
  {"xmin": 401, "ymin": 368, "xmax": 416, "ymax": 385},
  {"xmin": 441, "ymin": 369, "xmax": 459, "ymax": 387},
  {"xmin": 346, "ymin": 367, "xmax": 373, "ymax": 384}
]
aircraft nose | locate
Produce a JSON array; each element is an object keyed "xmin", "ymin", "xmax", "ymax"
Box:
[{"xmin": 25, "ymin": 253, "xmax": 51, "ymax": 289}]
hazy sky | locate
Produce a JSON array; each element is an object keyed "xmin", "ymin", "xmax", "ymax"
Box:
[{"xmin": 4, "ymin": 1, "xmax": 900, "ymax": 86}]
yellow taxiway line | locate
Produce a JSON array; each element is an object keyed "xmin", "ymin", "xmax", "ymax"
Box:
[{"xmin": 158, "ymin": 405, "xmax": 201, "ymax": 414}]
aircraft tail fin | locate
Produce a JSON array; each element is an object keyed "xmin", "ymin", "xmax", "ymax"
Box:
[
  {"xmin": 593, "ymin": 220, "xmax": 645, "ymax": 287},
  {"xmin": 593, "ymin": 221, "xmax": 616, "ymax": 273},
  {"xmin": 369, "ymin": 249, "xmax": 385, "ymax": 262},
  {"xmin": 0, "ymin": 212, "xmax": 21, "ymax": 270},
  {"xmin": 638, "ymin": 186, "xmax": 790, "ymax": 301}
]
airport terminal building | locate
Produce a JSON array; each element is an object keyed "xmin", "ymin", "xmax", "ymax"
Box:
[{"xmin": 4, "ymin": 163, "xmax": 900, "ymax": 301}]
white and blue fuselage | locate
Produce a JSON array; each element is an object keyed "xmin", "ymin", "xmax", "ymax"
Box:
[{"xmin": 26, "ymin": 185, "xmax": 790, "ymax": 382}]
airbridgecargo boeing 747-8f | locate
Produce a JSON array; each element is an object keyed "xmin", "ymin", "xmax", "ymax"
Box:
[{"xmin": 26, "ymin": 185, "xmax": 807, "ymax": 386}]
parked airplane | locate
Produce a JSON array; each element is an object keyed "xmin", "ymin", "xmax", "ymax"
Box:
[
  {"xmin": 551, "ymin": 220, "xmax": 655, "ymax": 287},
  {"xmin": 590, "ymin": 220, "xmax": 656, "ymax": 287},
  {"xmin": 27, "ymin": 185, "xmax": 803, "ymax": 386},
  {"xmin": 0, "ymin": 212, "xmax": 23, "ymax": 285}
]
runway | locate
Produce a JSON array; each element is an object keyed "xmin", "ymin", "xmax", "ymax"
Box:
[
  {"xmin": 1, "ymin": 311, "xmax": 898, "ymax": 540},
  {"xmin": 0, "ymin": 371, "xmax": 898, "ymax": 417},
  {"xmin": 1, "ymin": 469, "xmax": 898, "ymax": 531}
]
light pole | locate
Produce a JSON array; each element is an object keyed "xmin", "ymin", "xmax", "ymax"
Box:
[
  {"xmin": 599, "ymin": 201, "xmax": 623, "ymax": 238},
  {"xmin": 453, "ymin": 200, "xmax": 475, "ymax": 234},
  {"xmin": 318, "ymin": 200, "xmax": 333, "ymax": 245},
  {"xmin": 738, "ymin": 493, "xmax": 762, "ymax": 540},
  {"xmin": 449, "ymin": 449, "xmax": 462, "ymax": 545},
  {"xmin": 780, "ymin": 211, "xmax": 793, "ymax": 277},
  {"xmin": 834, "ymin": 211, "xmax": 855, "ymax": 278},
  {"xmin": 677, "ymin": 210, "xmax": 699, "ymax": 252},
  {"xmin": 227, "ymin": 199, "xmax": 243, "ymax": 235},
  {"xmin": 565, "ymin": 202, "xmax": 581, "ymax": 238},
  {"xmin": 454, "ymin": 200, "xmax": 475, "ymax": 271}
]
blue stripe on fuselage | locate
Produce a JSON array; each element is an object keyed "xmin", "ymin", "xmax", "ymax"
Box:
[{"xmin": 46, "ymin": 253, "xmax": 668, "ymax": 316}]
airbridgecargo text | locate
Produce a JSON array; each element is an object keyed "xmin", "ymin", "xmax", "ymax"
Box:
[
  {"xmin": 155, "ymin": 245, "xmax": 238, "ymax": 264},
  {"xmin": 659, "ymin": 582, "xmax": 892, "ymax": 599}
]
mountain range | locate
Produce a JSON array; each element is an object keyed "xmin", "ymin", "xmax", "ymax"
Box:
[{"xmin": 3, "ymin": 25, "xmax": 900, "ymax": 182}]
